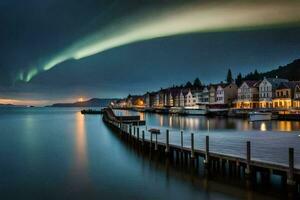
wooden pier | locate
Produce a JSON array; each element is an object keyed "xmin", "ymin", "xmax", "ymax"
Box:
[{"xmin": 102, "ymin": 108, "xmax": 300, "ymax": 194}]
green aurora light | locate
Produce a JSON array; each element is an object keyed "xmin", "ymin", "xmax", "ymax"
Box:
[{"xmin": 18, "ymin": 0, "xmax": 300, "ymax": 82}]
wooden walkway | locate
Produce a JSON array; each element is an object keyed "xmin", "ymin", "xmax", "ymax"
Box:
[{"xmin": 102, "ymin": 108, "xmax": 300, "ymax": 191}]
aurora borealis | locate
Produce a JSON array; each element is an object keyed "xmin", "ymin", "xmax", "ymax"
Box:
[
  {"xmin": 17, "ymin": 0, "xmax": 300, "ymax": 82},
  {"xmin": 1, "ymin": 0, "xmax": 300, "ymax": 105}
]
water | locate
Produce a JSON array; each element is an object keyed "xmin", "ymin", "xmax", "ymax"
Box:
[
  {"xmin": 0, "ymin": 107, "xmax": 298, "ymax": 199},
  {"xmin": 115, "ymin": 110, "xmax": 300, "ymax": 168}
]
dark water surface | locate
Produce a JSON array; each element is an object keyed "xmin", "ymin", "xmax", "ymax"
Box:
[{"xmin": 0, "ymin": 107, "xmax": 298, "ymax": 199}]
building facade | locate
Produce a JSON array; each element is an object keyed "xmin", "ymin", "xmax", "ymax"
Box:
[
  {"xmin": 259, "ymin": 77, "xmax": 288, "ymax": 108},
  {"xmin": 236, "ymin": 81, "xmax": 260, "ymax": 109}
]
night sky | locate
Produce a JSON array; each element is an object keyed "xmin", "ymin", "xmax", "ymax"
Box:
[{"xmin": 1, "ymin": 0, "xmax": 300, "ymax": 105}]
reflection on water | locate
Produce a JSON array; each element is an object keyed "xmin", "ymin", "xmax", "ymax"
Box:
[
  {"xmin": 114, "ymin": 109, "xmax": 300, "ymax": 132},
  {"xmin": 137, "ymin": 113, "xmax": 300, "ymax": 132},
  {"xmin": 70, "ymin": 112, "xmax": 89, "ymax": 185},
  {"xmin": 260, "ymin": 122, "xmax": 267, "ymax": 132},
  {"xmin": 75, "ymin": 112, "xmax": 88, "ymax": 171}
]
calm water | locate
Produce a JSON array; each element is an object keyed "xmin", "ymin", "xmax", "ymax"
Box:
[
  {"xmin": 0, "ymin": 107, "xmax": 299, "ymax": 199},
  {"xmin": 115, "ymin": 110, "xmax": 300, "ymax": 168}
]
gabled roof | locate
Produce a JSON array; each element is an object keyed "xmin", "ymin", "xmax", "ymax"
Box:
[
  {"xmin": 264, "ymin": 77, "xmax": 288, "ymax": 88},
  {"xmin": 277, "ymin": 81, "xmax": 300, "ymax": 90},
  {"xmin": 242, "ymin": 80, "xmax": 260, "ymax": 88}
]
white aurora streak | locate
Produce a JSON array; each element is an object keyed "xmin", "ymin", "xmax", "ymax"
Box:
[{"xmin": 18, "ymin": 0, "xmax": 300, "ymax": 82}]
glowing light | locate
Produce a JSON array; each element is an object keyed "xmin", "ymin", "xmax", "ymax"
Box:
[
  {"xmin": 78, "ymin": 97, "xmax": 84, "ymax": 102},
  {"xmin": 260, "ymin": 122, "xmax": 267, "ymax": 131},
  {"xmin": 17, "ymin": 1, "xmax": 300, "ymax": 82}
]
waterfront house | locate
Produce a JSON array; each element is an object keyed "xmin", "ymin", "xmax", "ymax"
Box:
[
  {"xmin": 215, "ymin": 83, "xmax": 238, "ymax": 106},
  {"xmin": 259, "ymin": 77, "xmax": 288, "ymax": 108},
  {"xmin": 200, "ymin": 86, "xmax": 210, "ymax": 104},
  {"xmin": 185, "ymin": 89, "xmax": 196, "ymax": 107},
  {"xmin": 179, "ymin": 89, "xmax": 189, "ymax": 107},
  {"xmin": 126, "ymin": 95, "xmax": 145, "ymax": 108},
  {"xmin": 293, "ymin": 84, "xmax": 300, "ymax": 108},
  {"xmin": 169, "ymin": 89, "xmax": 181, "ymax": 107},
  {"xmin": 208, "ymin": 85, "xmax": 217, "ymax": 104},
  {"xmin": 236, "ymin": 81, "xmax": 260, "ymax": 109},
  {"xmin": 193, "ymin": 87, "xmax": 204, "ymax": 105},
  {"xmin": 144, "ymin": 92, "xmax": 157, "ymax": 108},
  {"xmin": 272, "ymin": 82, "xmax": 294, "ymax": 109},
  {"xmin": 153, "ymin": 92, "xmax": 160, "ymax": 107}
]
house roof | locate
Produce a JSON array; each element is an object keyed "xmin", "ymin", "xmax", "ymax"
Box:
[
  {"xmin": 243, "ymin": 80, "xmax": 260, "ymax": 88},
  {"xmin": 264, "ymin": 77, "xmax": 288, "ymax": 89},
  {"xmin": 277, "ymin": 81, "xmax": 300, "ymax": 90}
]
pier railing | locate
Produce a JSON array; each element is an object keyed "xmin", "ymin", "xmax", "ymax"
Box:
[{"xmin": 102, "ymin": 108, "xmax": 299, "ymax": 188}]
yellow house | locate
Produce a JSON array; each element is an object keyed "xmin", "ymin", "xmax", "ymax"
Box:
[{"xmin": 272, "ymin": 82, "xmax": 294, "ymax": 109}]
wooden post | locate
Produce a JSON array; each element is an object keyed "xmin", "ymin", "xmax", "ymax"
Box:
[
  {"xmin": 204, "ymin": 136, "xmax": 209, "ymax": 165},
  {"xmin": 129, "ymin": 125, "xmax": 132, "ymax": 138},
  {"xmin": 245, "ymin": 141, "xmax": 251, "ymax": 176},
  {"xmin": 142, "ymin": 130, "xmax": 145, "ymax": 146},
  {"xmin": 180, "ymin": 131, "xmax": 183, "ymax": 152},
  {"xmin": 287, "ymin": 147, "xmax": 295, "ymax": 186},
  {"xmin": 191, "ymin": 133, "xmax": 195, "ymax": 159},
  {"xmin": 137, "ymin": 127, "xmax": 140, "ymax": 141},
  {"xmin": 155, "ymin": 133, "xmax": 158, "ymax": 151},
  {"xmin": 165, "ymin": 129, "xmax": 169, "ymax": 153},
  {"xmin": 150, "ymin": 132, "xmax": 153, "ymax": 149},
  {"xmin": 133, "ymin": 126, "xmax": 136, "ymax": 136}
]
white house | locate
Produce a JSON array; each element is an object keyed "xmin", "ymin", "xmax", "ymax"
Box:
[
  {"xmin": 185, "ymin": 89, "xmax": 196, "ymax": 107},
  {"xmin": 208, "ymin": 85, "xmax": 218, "ymax": 104},
  {"xmin": 259, "ymin": 77, "xmax": 288, "ymax": 108},
  {"xmin": 215, "ymin": 83, "xmax": 238, "ymax": 105},
  {"xmin": 236, "ymin": 81, "xmax": 260, "ymax": 109},
  {"xmin": 200, "ymin": 87, "xmax": 209, "ymax": 104}
]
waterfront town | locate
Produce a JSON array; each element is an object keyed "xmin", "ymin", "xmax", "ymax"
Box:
[{"xmin": 113, "ymin": 74, "xmax": 300, "ymax": 117}]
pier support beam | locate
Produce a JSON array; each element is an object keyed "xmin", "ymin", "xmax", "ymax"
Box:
[
  {"xmin": 150, "ymin": 133, "xmax": 153, "ymax": 149},
  {"xmin": 165, "ymin": 129, "xmax": 169, "ymax": 153},
  {"xmin": 287, "ymin": 147, "xmax": 296, "ymax": 186},
  {"xmin": 142, "ymin": 130, "xmax": 145, "ymax": 146},
  {"xmin": 129, "ymin": 125, "xmax": 132, "ymax": 138},
  {"xmin": 137, "ymin": 127, "xmax": 140, "ymax": 141},
  {"xmin": 190, "ymin": 133, "xmax": 195, "ymax": 159},
  {"xmin": 180, "ymin": 131, "xmax": 183, "ymax": 152},
  {"xmin": 204, "ymin": 136, "xmax": 209, "ymax": 166},
  {"xmin": 155, "ymin": 133, "xmax": 158, "ymax": 151},
  {"xmin": 245, "ymin": 141, "xmax": 251, "ymax": 176}
]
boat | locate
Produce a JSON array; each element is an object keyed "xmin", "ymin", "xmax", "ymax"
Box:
[
  {"xmin": 182, "ymin": 105, "xmax": 207, "ymax": 115},
  {"xmin": 249, "ymin": 112, "xmax": 272, "ymax": 121},
  {"xmin": 169, "ymin": 107, "xmax": 183, "ymax": 114},
  {"xmin": 81, "ymin": 109, "xmax": 103, "ymax": 115}
]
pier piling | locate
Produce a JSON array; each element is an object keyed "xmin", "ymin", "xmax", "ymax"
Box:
[
  {"xmin": 191, "ymin": 133, "xmax": 195, "ymax": 159},
  {"xmin": 204, "ymin": 136, "xmax": 209, "ymax": 166},
  {"xmin": 142, "ymin": 130, "xmax": 145, "ymax": 146},
  {"xmin": 287, "ymin": 147, "xmax": 296, "ymax": 186},
  {"xmin": 165, "ymin": 129, "xmax": 169, "ymax": 153},
  {"xmin": 246, "ymin": 141, "xmax": 251, "ymax": 176},
  {"xmin": 101, "ymin": 108, "xmax": 300, "ymax": 196}
]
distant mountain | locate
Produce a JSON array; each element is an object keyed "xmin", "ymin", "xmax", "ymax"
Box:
[
  {"xmin": 49, "ymin": 98, "xmax": 119, "ymax": 107},
  {"xmin": 0, "ymin": 103, "xmax": 29, "ymax": 107},
  {"xmin": 242, "ymin": 59, "xmax": 300, "ymax": 81}
]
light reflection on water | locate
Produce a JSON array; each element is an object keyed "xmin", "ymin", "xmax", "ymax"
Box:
[
  {"xmin": 115, "ymin": 110, "xmax": 300, "ymax": 132},
  {"xmin": 1, "ymin": 108, "xmax": 298, "ymax": 199},
  {"xmin": 71, "ymin": 112, "xmax": 88, "ymax": 180},
  {"xmin": 114, "ymin": 110, "xmax": 300, "ymax": 168}
]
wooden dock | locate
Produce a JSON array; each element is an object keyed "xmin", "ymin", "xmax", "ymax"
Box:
[{"xmin": 102, "ymin": 108, "xmax": 300, "ymax": 193}]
